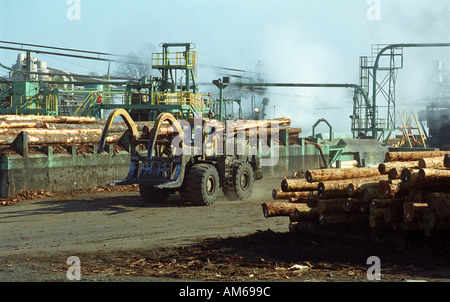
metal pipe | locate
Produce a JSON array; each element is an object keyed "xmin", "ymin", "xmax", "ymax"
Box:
[
  {"xmin": 232, "ymin": 81, "xmax": 370, "ymax": 109},
  {"xmin": 371, "ymin": 43, "xmax": 450, "ymax": 139}
]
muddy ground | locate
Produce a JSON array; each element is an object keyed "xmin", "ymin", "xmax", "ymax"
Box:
[{"xmin": 1, "ymin": 178, "xmax": 449, "ymax": 287}]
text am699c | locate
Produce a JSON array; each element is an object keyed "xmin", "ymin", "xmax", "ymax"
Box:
[{"xmin": 179, "ymin": 286, "xmax": 270, "ymax": 299}]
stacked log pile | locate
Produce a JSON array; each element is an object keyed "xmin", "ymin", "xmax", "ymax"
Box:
[
  {"xmin": 0, "ymin": 115, "xmax": 152, "ymax": 155},
  {"xmin": 262, "ymin": 151, "xmax": 450, "ymax": 237},
  {"xmin": 0, "ymin": 115, "xmax": 297, "ymax": 154}
]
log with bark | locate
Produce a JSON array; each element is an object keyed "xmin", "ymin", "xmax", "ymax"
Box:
[
  {"xmin": 342, "ymin": 198, "xmax": 367, "ymax": 213},
  {"xmin": 418, "ymin": 168, "xmax": 450, "ymax": 182},
  {"xmin": 291, "ymin": 207, "xmax": 319, "ymax": 222},
  {"xmin": 316, "ymin": 198, "xmax": 352, "ymax": 214},
  {"xmin": 385, "ymin": 151, "xmax": 449, "ymax": 162},
  {"xmin": 261, "ymin": 202, "xmax": 310, "ymax": 218},
  {"xmin": 418, "ymin": 157, "xmax": 446, "ymax": 169},
  {"xmin": 280, "ymin": 178, "xmax": 318, "ymax": 192},
  {"xmin": 305, "ymin": 167, "xmax": 380, "ymax": 183},
  {"xmin": 378, "ymin": 161, "xmax": 418, "ymax": 174},
  {"xmin": 347, "ymin": 176, "xmax": 386, "ymax": 196},
  {"xmin": 272, "ymin": 189, "xmax": 315, "ymax": 200}
]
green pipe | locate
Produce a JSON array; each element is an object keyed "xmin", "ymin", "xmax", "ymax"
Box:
[{"xmin": 371, "ymin": 43, "xmax": 450, "ymax": 139}]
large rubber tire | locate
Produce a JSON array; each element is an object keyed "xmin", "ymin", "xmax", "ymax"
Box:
[
  {"xmin": 222, "ymin": 162, "xmax": 254, "ymax": 200},
  {"xmin": 185, "ymin": 163, "xmax": 220, "ymax": 206},
  {"xmin": 139, "ymin": 184, "xmax": 170, "ymax": 203}
]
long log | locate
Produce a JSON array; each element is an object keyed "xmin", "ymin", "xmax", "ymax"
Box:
[
  {"xmin": 0, "ymin": 133, "xmax": 120, "ymax": 145},
  {"xmin": 280, "ymin": 178, "xmax": 318, "ymax": 192},
  {"xmin": 27, "ymin": 133, "xmax": 121, "ymax": 145},
  {"xmin": 347, "ymin": 177, "xmax": 386, "ymax": 196},
  {"xmin": 261, "ymin": 202, "xmax": 310, "ymax": 218},
  {"xmin": 272, "ymin": 189, "xmax": 314, "ymax": 200},
  {"xmin": 319, "ymin": 213, "xmax": 367, "ymax": 225},
  {"xmin": 305, "ymin": 167, "xmax": 380, "ymax": 183},
  {"xmin": 370, "ymin": 198, "xmax": 404, "ymax": 209},
  {"xmin": 318, "ymin": 190, "xmax": 351, "ymax": 199},
  {"xmin": 385, "ymin": 151, "xmax": 449, "ymax": 162},
  {"xmin": 0, "ymin": 115, "xmax": 97, "ymax": 123},
  {"xmin": 292, "ymin": 207, "xmax": 319, "ymax": 221},
  {"xmin": 0, "ymin": 120, "xmax": 46, "ymax": 128},
  {"xmin": 418, "ymin": 157, "xmax": 446, "ymax": 169},
  {"xmin": 418, "ymin": 168, "xmax": 450, "ymax": 182},
  {"xmin": 318, "ymin": 179, "xmax": 356, "ymax": 192},
  {"xmin": 317, "ymin": 198, "xmax": 351, "ymax": 214},
  {"xmin": 342, "ymin": 198, "xmax": 367, "ymax": 213},
  {"xmin": 378, "ymin": 161, "xmax": 418, "ymax": 174}
]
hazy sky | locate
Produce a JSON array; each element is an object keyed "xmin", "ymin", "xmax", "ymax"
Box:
[{"xmin": 1, "ymin": 0, "xmax": 449, "ymax": 134}]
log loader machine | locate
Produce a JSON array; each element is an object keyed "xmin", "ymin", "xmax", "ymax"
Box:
[
  {"xmin": 99, "ymin": 108, "xmax": 263, "ymax": 205},
  {"xmin": 96, "ymin": 43, "xmax": 268, "ymax": 205}
]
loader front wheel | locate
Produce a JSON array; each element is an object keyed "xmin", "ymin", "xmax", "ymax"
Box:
[
  {"xmin": 185, "ymin": 164, "xmax": 219, "ymax": 206},
  {"xmin": 222, "ymin": 162, "xmax": 254, "ymax": 200},
  {"xmin": 139, "ymin": 184, "xmax": 170, "ymax": 203}
]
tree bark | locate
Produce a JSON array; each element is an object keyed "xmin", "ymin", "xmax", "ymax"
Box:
[
  {"xmin": 342, "ymin": 198, "xmax": 367, "ymax": 213},
  {"xmin": 305, "ymin": 167, "xmax": 380, "ymax": 183},
  {"xmin": 280, "ymin": 178, "xmax": 319, "ymax": 192},
  {"xmin": 347, "ymin": 177, "xmax": 386, "ymax": 196},
  {"xmin": 317, "ymin": 198, "xmax": 352, "ymax": 214},
  {"xmin": 272, "ymin": 189, "xmax": 315, "ymax": 200},
  {"xmin": 292, "ymin": 207, "xmax": 319, "ymax": 222},
  {"xmin": 261, "ymin": 202, "xmax": 310, "ymax": 218},
  {"xmin": 418, "ymin": 157, "xmax": 445, "ymax": 169},
  {"xmin": 370, "ymin": 198, "xmax": 404, "ymax": 209},
  {"xmin": 419, "ymin": 168, "xmax": 450, "ymax": 182},
  {"xmin": 378, "ymin": 161, "xmax": 418, "ymax": 174},
  {"xmin": 385, "ymin": 151, "xmax": 449, "ymax": 162}
]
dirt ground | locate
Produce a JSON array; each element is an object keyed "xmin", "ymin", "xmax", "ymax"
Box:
[{"xmin": 1, "ymin": 177, "xmax": 449, "ymax": 284}]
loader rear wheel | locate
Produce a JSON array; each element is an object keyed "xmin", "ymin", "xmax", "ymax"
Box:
[
  {"xmin": 185, "ymin": 163, "xmax": 219, "ymax": 206},
  {"xmin": 139, "ymin": 184, "xmax": 170, "ymax": 203},
  {"xmin": 222, "ymin": 162, "xmax": 254, "ymax": 200}
]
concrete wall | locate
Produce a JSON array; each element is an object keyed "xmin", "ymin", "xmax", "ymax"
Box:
[
  {"xmin": 0, "ymin": 140, "xmax": 329, "ymax": 198},
  {"xmin": 0, "ymin": 145, "xmax": 130, "ymax": 198}
]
